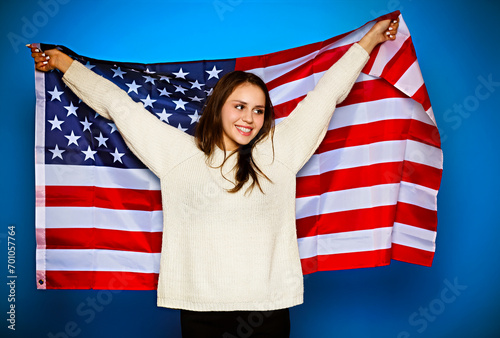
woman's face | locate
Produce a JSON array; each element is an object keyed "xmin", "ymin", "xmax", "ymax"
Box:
[{"xmin": 220, "ymin": 82, "xmax": 266, "ymax": 151}]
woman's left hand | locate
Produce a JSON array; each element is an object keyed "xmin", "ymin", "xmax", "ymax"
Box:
[{"xmin": 358, "ymin": 17, "xmax": 400, "ymax": 54}]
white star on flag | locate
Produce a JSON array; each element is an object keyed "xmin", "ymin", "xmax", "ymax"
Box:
[
  {"xmin": 84, "ymin": 62, "xmax": 95, "ymax": 70},
  {"xmin": 143, "ymin": 75, "xmax": 156, "ymax": 85},
  {"xmin": 189, "ymin": 80, "xmax": 204, "ymax": 90},
  {"xmin": 157, "ymin": 88, "xmax": 171, "ymax": 97},
  {"xmin": 172, "ymin": 98, "xmax": 187, "ymax": 110},
  {"xmin": 173, "ymin": 68, "xmax": 189, "ymax": 79},
  {"xmin": 111, "ymin": 148, "xmax": 125, "ymax": 163},
  {"xmin": 108, "ymin": 123, "xmax": 118, "ymax": 133},
  {"xmin": 189, "ymin": 96, "xmax": 203, "ymax": 103},
  {"xmin": 94, "ymin": 132, "xmax": 109, "ymax": 147},
  {"xmin": 126, "ymin": 80, "xmax": 142, "ymax": 94},
  {"xmin": 49, "ymin": 144, "xmax": 65, "ymax": 160},
  {"xmin": 156, "ymin": 109, "xmax": 172, "ymax": 123},
  {"xmin": 174, "ymin": 85, "xmax": 188, "ymax": 95},
  {"xmin": 82, "ymin": 145, "xmax": 97, "ymax": 161},
  {"xmin": 188, "ymin": 110, "xmax": 200, "ymax": 124},
  {"xmin": 206, "ymin": 65, "xmax": 222, "ymax": 80},
  {"xmin": 64, "ymin": 102, "xmax": 79, "ymax": 116},
  {"xmin": 80, "ymin": 117, "xmax": 92, "ymax": 132},
  {"xmin": 141, "ymin": 95, "xmax": 157, "ymax": 108},
  {"xmin": 48, "ymin": 86, "xmax": 64, "ymax": 102},
  {"xmin": 64, "ymin": 131, "xmax": 81, "ymax": 146},
  {"xmin": 111, "ymin": 67, "xmax": 126, "ymax": 79},
  {"xmin": 48, "ymin": 115, "xmax": 64, "ymax": 131}
]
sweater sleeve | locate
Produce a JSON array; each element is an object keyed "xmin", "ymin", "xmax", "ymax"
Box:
[
  {"xmin": 62, "ymin": 60, "xmax": 195, "ymax": 178},
  {"xmin": 273, "ymin": 43, "xmax": 369, "ymax": 174}
]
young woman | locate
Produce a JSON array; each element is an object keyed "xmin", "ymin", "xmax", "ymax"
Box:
[{"xmin": 30, "ymin": 18, "xmax": 399, "ymax": 337}]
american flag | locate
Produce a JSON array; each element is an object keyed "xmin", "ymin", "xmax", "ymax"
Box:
[{"xmin": 34, "ymin": 11, "xmax": 442, "ymax": 290}]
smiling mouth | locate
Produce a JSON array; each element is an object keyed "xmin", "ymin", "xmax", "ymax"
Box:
[{"xmin": 235, "ymin": 125, "xmax": 252, "ymax": 135}]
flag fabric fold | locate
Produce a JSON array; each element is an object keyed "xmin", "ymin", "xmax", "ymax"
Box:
[{"xmin": 34, "ymin": 11, "xmax": 442, "ymax": 290}]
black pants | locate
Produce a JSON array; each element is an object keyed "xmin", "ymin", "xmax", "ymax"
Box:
[{"xmin": 180, "ymin": 308, "xmax": 290, "ymax": 338}]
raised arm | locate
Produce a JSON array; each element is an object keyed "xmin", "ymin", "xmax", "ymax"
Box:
[
  {"xmin": 29, "ymin": 46, "xmax": 196, "ymax": 178},
  {"xmin": 272, "ymin": 18, "xmax": 399, "ymax": 173}
]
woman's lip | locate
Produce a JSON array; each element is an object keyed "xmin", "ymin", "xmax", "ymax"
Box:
[{"xmin": 235, "ymin": 125, "xmax": 252, "ymax": 136}]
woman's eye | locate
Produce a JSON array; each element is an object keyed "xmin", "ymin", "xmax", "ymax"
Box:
[
  {"xmin": 235, "ymin": 105, "xmax": 244, "ymax": 110},
  {"xmin": 254, "ymin": 109, "xmax": 264, "ymax": 114}
]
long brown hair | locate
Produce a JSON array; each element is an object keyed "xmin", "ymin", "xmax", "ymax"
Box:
[{"xmin": 195, "ymin": 71, "xmax": 275, "ymax": 194}]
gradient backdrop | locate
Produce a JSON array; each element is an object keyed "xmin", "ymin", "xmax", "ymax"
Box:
[{"xmin": 1, "ymin": 0, "xmax": 499, "ymax": 337}]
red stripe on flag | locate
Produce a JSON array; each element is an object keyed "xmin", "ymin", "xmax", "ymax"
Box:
[
  {"xmin": 264, "ymin": 45, "xmax": 352, "ymax": 92},
  {"xmin": 274, "ymin": 96, "xmax": 305, "ymax": 119},
  {"xmin": 301, "ymin": 248, "xmax": 392, "ymax": 274},
  {"xmin": 316, "ymin": 119, "xmax": 440, "ymax": 155},
  {"xmin": 380, "ymin": 37, "xmax": 417, "ymax": 85},
  {"xmin": 339, "ymin": 79, "xmax": 407, "ymax": 107},
  {"xmin": 296, "ymin": 162, "xmax": 403, "ymax": 198},
  {"xmin": 407, "ymin": 118, "xmax": 442, "ymax": 148},
  {"xmin": 45, "ymin": 186, "xmax": 162, "ymax": 211},
  {"xmin": 42, "ymin": 270, "xmax": 159, "ymax": 290},
  {"xmin": 274, "ymin": 79, "xmax": 409, "ymax": 120},
  {"xmin": 362, "ymin": 43, "xmax": 381, "ymax": 74},
  {"xmin": 391, "ymin": 243, "xmax": 434, "ymax": 267},
  {"xmin": 296, "ymin": 205, "xmax": 397, "ymax": 238},
  {"xmin": 274, "ymin": 79, "xmax": 407, "ymax": 120},
  {"xmin": 401, "ymin": 161, "xmax": 443, "ymax": 191},
  {"xmin": 43, "ymin": 228, "xmax": 162, "ymax": 253},
  {"xmin": 235, "ymin": 33, "xmax": 351, "ymax": 71},
  {"xmin": 395, "ymin": 202, "xmax": 437, "ymax": 232},
  {"xmin": 411, "ymin": 83, "xmax": 432, "ymax": 112}
]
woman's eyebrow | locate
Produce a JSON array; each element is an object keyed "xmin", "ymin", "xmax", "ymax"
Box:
[{"xmin": 231, "ymin": 100, "xmax": 265, "ymax": 108}]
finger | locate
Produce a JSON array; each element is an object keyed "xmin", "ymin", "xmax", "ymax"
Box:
[
  {"xmin": 36, "ymin": 60, "xmax": 49, "ymax": 69},
  {"xmin": 34, "ymin": 54, "xmax": 49, "ymax": 63},
  {"xmin": 384, "ymin": 31, "xmax": 396, "ymax": 40}
]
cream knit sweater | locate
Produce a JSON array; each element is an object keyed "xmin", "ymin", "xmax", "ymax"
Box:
[{"xmin": 62, "ymin": 43, "xmax": 369, "ymax": 311}]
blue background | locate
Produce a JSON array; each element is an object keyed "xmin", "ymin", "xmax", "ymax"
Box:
[{"xmin": 1, "ymin": 0, "xmax": 499, "ymax": 337}]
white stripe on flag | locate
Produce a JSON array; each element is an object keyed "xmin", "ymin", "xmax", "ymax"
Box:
[
  {"xmin": 368, "ymin": 14, "xmax": 409, "ymax": 77},
  {"xmin": 40, "ymin": 249, "xmax": 160, "ymax": 273},
  {"xmin": 42, "ymin": 207, "xmax": 163, "ymax": 232},
  {"xmin": 395, "ymin": 60, "xmax": 425, "ymax": 97},
  {"xmin": 398, "ymin": 181, "xmax": 438, "ymax": 211},
  {"xmin": 270, "ymin": 71, "xmax": 373, "ymax": 107},
  {"xmin": 245, "ymin": 24, "xmax": 372, "ymax": 83},
  {"xmin": 270, "ymin": 73, "xmax": 321, "ymax": 106},
  {"xmin": 276, "ymin": 96, "xmax": 433, "ymax": 129},
  {"xmin": 298, "ymin": 140, "xmax": 407, "ymax": 177},
  {"xmin": 298, "ymin": 139, "xmax": 442, "ymax": 178},
  {"xmin": 425, "ymin": 107, "xmax": 437, "ymax": 125},
  {"xmin": 298, "ymin": 227, "xmax": 393, "ymax": 259},
  {"xmin": 295, "ymin": 183, "xmax": 400, "ymax": 219},
  {"xmin": 392, "ymin": 222, "xmax": 436, "ymax": 252},
  {"xmin": 41, "ymin": 164, "xmax": 160, "ymax": 189},
  {"xmin": 405, "ymin": 140, "xmax": 443, "ymax": 169}
]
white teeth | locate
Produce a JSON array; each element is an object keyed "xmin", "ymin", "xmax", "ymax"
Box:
[{"xmin": 236, "ymin": 126, "xmax": 251, "ymax": 133}]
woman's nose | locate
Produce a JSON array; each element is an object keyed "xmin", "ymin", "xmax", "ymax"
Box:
[{"xmin": 241, "ymin": 109, "xmax": 253, "ymax": 123}]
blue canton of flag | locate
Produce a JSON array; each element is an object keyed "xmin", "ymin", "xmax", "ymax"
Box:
[{"xmin": 42, "ymin": 44, "xmax": 235, "ymax": 169}]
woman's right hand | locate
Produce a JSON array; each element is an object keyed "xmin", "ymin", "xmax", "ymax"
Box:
[{"xmin": 27, "ymin": 45, "xmax": 73, "ymax": 73}]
